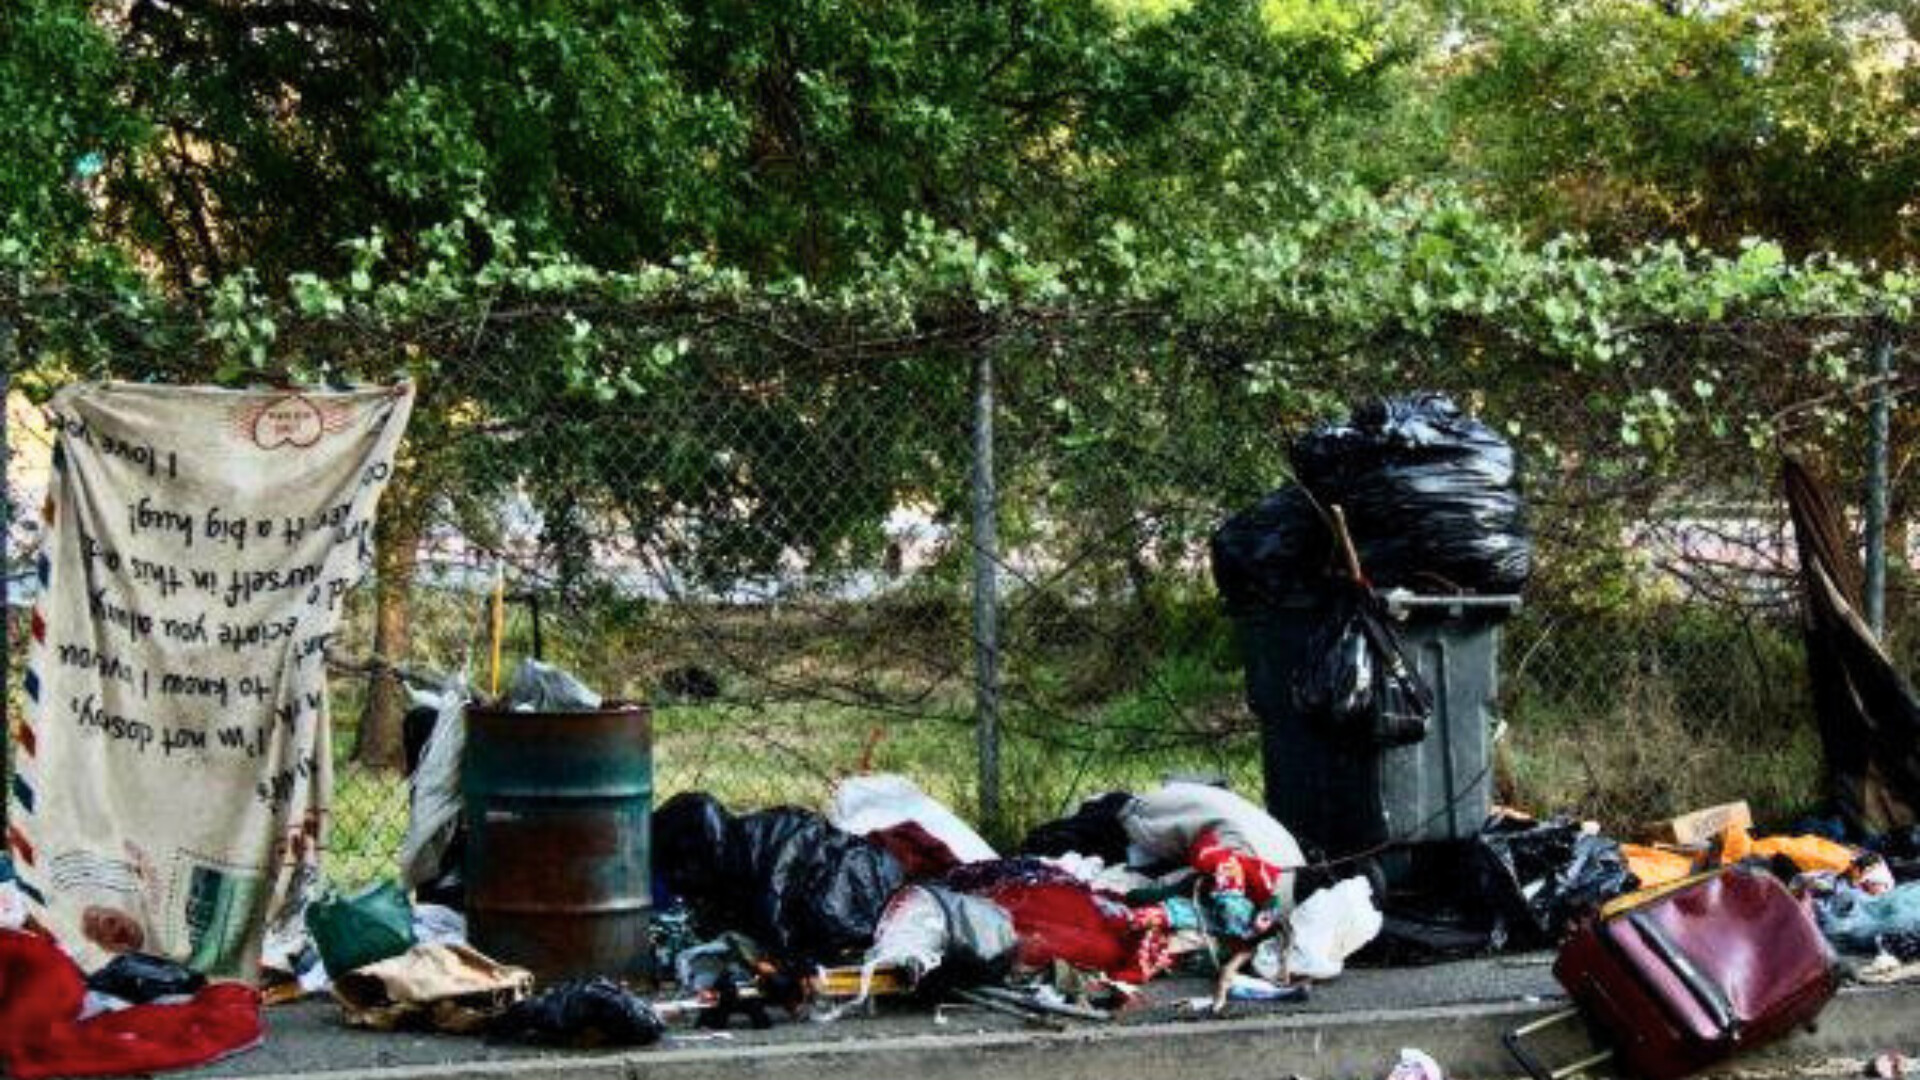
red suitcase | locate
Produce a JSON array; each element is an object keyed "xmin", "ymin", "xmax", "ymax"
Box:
[{"xmin": 1506, "ymin": 866, "xmax": 1839, "ymax": 1080}]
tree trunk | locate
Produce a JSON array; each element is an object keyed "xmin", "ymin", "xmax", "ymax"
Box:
[{"xmin": 353, "ymin": 500, "xmax": 421, "ymax": 770}]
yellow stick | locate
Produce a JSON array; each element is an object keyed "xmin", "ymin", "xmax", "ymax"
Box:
[{"xmin": 488, "ymin": 564, "xmax": 505, "ymax": 699}]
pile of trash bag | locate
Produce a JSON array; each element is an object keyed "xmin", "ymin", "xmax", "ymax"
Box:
[
  {"xmin": 1471, "ymin": 818, "xmax": 1638, "ymax": 948},
  {"xmin": 652, "ymin": 793, "xmax": 906, "ymax": 964},
  {"xmin": 1211, "ymin": 393, "xmax": 1532, "ymax": 610}
]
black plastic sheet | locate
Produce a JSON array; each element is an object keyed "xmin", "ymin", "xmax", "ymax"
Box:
[
  {"xmin": 1472, "ymin": 819, "xmax": 1637, "ymax": 947},
  {"xmin": 1018, "ymin": 792, "xmax": 1136, "ymax": 863},
  {"xmin": 85, "ymin": 953, "xmax": 207, "ymax": 1003},
  {"xmin": 490, "ymin": 978, "xmax": 663, "ymax": 1048},
  {"xmin": 1353, "ymin": 909, "xmax": 1504, "ymax": 967},
  {"xmin": 654, "ymin": 793, "xmax": 906, "ymax": 964}
]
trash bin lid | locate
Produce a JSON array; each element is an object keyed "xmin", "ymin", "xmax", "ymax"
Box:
[{"xmin": 1378, "ymin": 588, "xmax": 1521, "ymax": 620}]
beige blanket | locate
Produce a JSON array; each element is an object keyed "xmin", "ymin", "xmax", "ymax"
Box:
[{"xmin": 13, "ymin": 382, "xmax": 413, "ymax": 974}]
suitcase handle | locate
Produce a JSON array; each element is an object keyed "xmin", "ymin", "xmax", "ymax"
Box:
[{"xmin": 1504, "ymin": 1009, "xmax": 1614, "ymax": 1080}]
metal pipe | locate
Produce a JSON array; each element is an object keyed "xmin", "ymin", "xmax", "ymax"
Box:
[
  {"xmin": 970, "ymin": 349, "xmax": 1001, "ymax": 840},
  {"xmin": 1866, "ymin": 333, "xmax": 1892, "ymax": 638}
]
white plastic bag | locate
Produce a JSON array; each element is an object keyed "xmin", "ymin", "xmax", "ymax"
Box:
[
  {"xmin": 412, "ymin": 903, "xmax": 468, "ymax": 947},
  {"xmin": 507, "ymin": 659, "xmax": 601, "ymax": 711},
  {"xmin": 828, "ymin": 774, "xmax": 997, "ymax": 864},
  {"xmin": 1286, "ymin": 875, "xmax": 1384, "ymax": 980},
  {"xmin": 400, "ymin": 676, "xmax": 470, "ymax": 888}
]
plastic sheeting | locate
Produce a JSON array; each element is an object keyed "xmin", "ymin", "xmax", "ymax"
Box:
[
  {"xmin": 490, "ymin": 978, "xmax": 663, "ymax": 1047},
  {"xmin": 829, "ymin": 775, "xmax": 998, "ymax": 865},
  {"xmin": 399, "ymin": 677, "xmax": 470, "ymax": 892},
  {"xmin": 653, "ymin": 793, "xmax": 906, "ymax": 964},
  {"xmin": 1817, "ymin": 882, "xmax": 1920, "ymax": 961},
  {"xmin": 1293, "ymin": 582, "xmax": 1433, "ymax": 745},
  {"xmin": 1621, "ymin": 844, "xmax": 1698, "ymax": 890},
  {"xmin": 506, "ymin": 659, "xmax": 602, "ymax": 712},
  {"xmin": 1286, "ymin": 876, "xmax": 1384, "ymax": 980},
  {"xmin": 1472, "ymin": 820, "xmax": 1636, "ymax": 946},
  {"xmin": 85, "ymin": 954, "xmax": 207, "ymax": 1005},
  {"xmin": 823, "ymin": 885, "xmax": 1017, "ymax": 1017}
]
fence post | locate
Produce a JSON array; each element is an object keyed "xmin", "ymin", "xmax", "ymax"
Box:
[
  {"xmin": 970, "ymin": 348, "xmax": 1001, "ymax": 838},
  {"xmin": 1865, "ymin": 332, "xmax": 1892, "ymax": 638},
  {"xmin": 1, "ymin": 319, "xmax": 12, "ymax": 839}
]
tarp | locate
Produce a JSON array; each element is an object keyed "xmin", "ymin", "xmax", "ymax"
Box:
[
  {"xmin": 1783, "ymin": 457, "xmax": 1920, "ymax": 834},
  {"xmin": 12, "ymin": 383, "xmax": 413, "ymax": 974}
]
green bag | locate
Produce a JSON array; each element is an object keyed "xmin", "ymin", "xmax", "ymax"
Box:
[{"xmin": 305, "ymin": 880, "xmax": 415, "ymax": 976}]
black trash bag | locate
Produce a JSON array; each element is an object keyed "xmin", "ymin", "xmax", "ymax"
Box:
[
  {"xmin": 1354, "ymin": 909, "xmax": 1505, "ymax": 967},
  {"xmin": 1293, "ymin": 584, "xmax": 1433, "ymax": 746},
  {"xmin": 1472, "ymin": 819, "xmax": 1638, "ymax": 946},
  {"xmin": 1291, "ymin": 394, "xmax": 1531, "ymax": 595},
  {"xmin": 1210, "ymin": 486, "xmax": 1339, "ymax": 613},
  {"xmin": 85, "ymin": 953, "xmax": 207, "ymax": 1003},
  {"xmin": 490, "ymin": 978, "xmax": 663, "ymax": 1048},
  {"xmin": 654, "ymin": 791, "xmax": 735, "ymax": 900},
  {"xmin": 1350, "ymin": 842, "xmax": 1507, "ymax": 965},
  {"xmin": 1018, "ymin": 791, "xmax": 1137, "ymax": 863},
  {"xmin": 1212, "ymin": 395, "xmax": 1531, "ymax": 610},
  {"xmin": 654, "ymin": 792, "xmax": 906, "ymax": 964}
]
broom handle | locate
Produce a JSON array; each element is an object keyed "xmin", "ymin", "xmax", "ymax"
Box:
[{"xmin": 1330, "ymin": 504, "xmax": 1366, "ymax": 584}]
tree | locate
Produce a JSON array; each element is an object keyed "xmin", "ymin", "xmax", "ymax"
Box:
[
  {"xmin": 0, "ymin": 2, "xmax": 144, "ymax": 271},
  {"xmin": 93, "ymin": 0, "xmax": 1386, "ymax": 290},
  {"xmin": 1429, "ymin": 0, "xmax": 1920, "ymax": 260}
]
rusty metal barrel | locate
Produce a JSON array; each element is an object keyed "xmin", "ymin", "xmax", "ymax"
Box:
[{"xmin": 463, "ymin": 703, "xmax": 652, "ymax": 982}]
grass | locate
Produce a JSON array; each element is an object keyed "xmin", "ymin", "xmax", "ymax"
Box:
[{"xmin": 8, "ymin": 584, "xmax": 1861, "ymax": 887}]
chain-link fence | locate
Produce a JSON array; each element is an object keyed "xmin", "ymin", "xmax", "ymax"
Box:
[{"xmin": 7, "ymin": 318, "xmax": 1918, "ymax": 887}]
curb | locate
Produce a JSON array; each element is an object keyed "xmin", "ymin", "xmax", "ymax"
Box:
[{"xmin": 239, "ymin": 985, "xmax": 1920, "ymax": 1080}]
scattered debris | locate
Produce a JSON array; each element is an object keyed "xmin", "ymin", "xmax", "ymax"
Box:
[{"xmin": 1386, "ymin": 1048, "xmax": 1446, "ymax": 1080}]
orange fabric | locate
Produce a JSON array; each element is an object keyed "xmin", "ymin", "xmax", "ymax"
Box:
[
  {"xmin": 1751, "ymin": 835, "xmax": 1855, "ymax": 873},
  {"xmin": 1719, "ymin": 824, "xmax": 1753, "ymax": 865},
  {"xmin": 1716, "ymin": 824, "xmax": 1858, "ymax": 874},
  {"xmin": 1621, "ymin": 844, "xmax": 1697, "ymax": 889}
]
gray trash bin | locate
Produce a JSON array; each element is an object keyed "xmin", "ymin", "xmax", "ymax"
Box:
[{"xmin": 1237, "ymin": 589, "xmax": 1520, "ymax": 885}]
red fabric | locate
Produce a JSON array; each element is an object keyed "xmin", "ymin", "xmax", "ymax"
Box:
[
  {"xmin": 0, "ymin": 930, "xmax": 84, "ymax": 1036},
  {"xmin": 0, "ymin": 930, "xmax": 264, "ymax": 1080},
  {"xmin": 968, "ymin": 880, "xmax": 1137, "ymax": 975},
  {"xmin": 1190, "ymin": 828, "xmax": 1285, "ymax": 906},
  {"xmin": 865, "ymin": 821, "xmax": 963, "ymax": 880}
]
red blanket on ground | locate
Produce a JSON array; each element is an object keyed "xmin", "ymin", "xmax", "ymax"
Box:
[{"xmin": 0, "ymin": 930, "xmax": 263, "ymax": 1079}]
